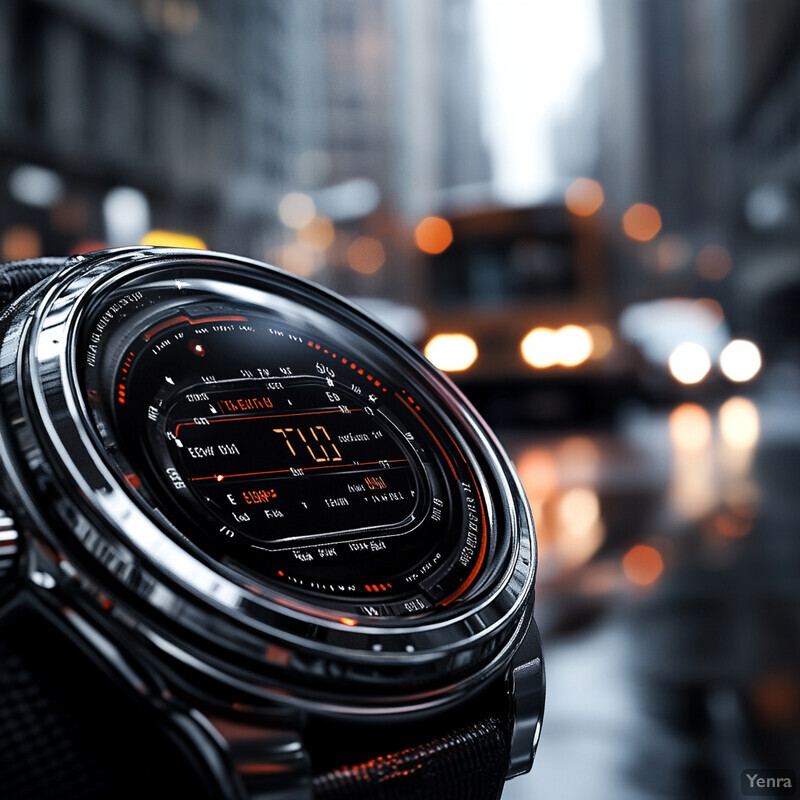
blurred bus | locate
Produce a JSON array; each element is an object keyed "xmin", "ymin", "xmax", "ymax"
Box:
[{"xmin": 417, "ymin": 200, "xmax": 632, "ymax": 425}]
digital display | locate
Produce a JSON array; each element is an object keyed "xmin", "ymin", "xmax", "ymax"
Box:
[
  {"xmin": 166, "ymin": 382, "xmax": 420, "ymax": 542},
  {"xmin": 79, "ymin": 280, "xmax": 491, "ymax": 617}
]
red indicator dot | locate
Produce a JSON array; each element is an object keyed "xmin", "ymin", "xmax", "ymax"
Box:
[
  {"xmin": 374, "ymin": 380, "xmax": 381, "ymax": 387},
  {"xmin": 122, "ymin": 368, "xmax": 128, "ymax": 374},
  {"xmin": 387, "ymin": 583, "xmax": 392, "ymax": 589},
  {"xmin": 416, "ymin": 406, "xmax": 421, "ymax": 411},
  {"xmin": 118, "ymin": 384, "xmax": 125, "ymax": 390},
  {"xmin": 365, "ymin": 585, "xmax": 372, "ymax": 592},
  {"xmin": 371, "ymin": 584, "xmax": 379, "ymax": 592},
  {"xmin": 332, "ymin": 354, "xmax": 337, "ymax": 359},
  {"xmin": 350, "ymin": 363, "xmax": 356, "ymax": 370},
  {"xmin": 117, "ymin": 398, "xmax": 126, "ymax": 404},
  {"xmin": 341, "ymin": 357, "xmax": 348, "ymax": 364},
  {"xmin": 407, "ymin": 397, "xmax": 414, "ymax": 404},
  {"xmin": 382, "ymin": 387, "xmax": 388, "ymax": 393},
  {"xmin": 324, "ymin": 349, "xmax": 329, "ymax": 354},
  {"xmin": 358, "ymin": 369, "xmax": 364, "ymax": 375},
  {"xmin": 315, "ymin": 344, "xmax": 321, "ymax": 350},
  {"xmin": 278, "ymin": 571, "xmax": 285, "ymax": 577},
  {"xmin": 307, "ymin": 341, "xmax": 314, "ymax": 347},
  {"xmin": 379, "ymin": 584, "xmax": 386, "ymax": 591}
]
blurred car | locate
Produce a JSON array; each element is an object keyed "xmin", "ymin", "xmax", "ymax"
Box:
[
  {"xmin": 619, "ymin": 297, "xmax": 763, "ymax": 402},
  {"xmin": 415, "ymin": 198, "xmax": 635, "ymax": 426}
]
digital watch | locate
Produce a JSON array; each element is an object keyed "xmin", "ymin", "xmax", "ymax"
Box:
[{"xmin": 0, "ymin": 247, "xmax": 543, "ymax": 800}]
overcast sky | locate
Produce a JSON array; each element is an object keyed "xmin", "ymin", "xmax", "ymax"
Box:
[{"xmin": 475, "ymin": 0, "xmax": 603, "ymax": 204}]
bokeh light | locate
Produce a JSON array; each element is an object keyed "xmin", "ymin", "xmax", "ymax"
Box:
[
  {"xmin": 1, "ymin": 225, "xmax": 42, "ymax": 261},
  {"xmin": 751, "ymin": 672, "xmax": 800, "ymax": 728},
  {"xmin": 278, "ymin": 192, "xmax": 316, "ymax": 229},
  {"xmin": 521, "ymin": 325, "xmax": 593, "ymax": 369},
  {"xmin": 557, "ymin": 324, "xmax": 594, "ymax": 366},
  {"xmin": 140, "ymin": 230, "xmax": 206, "ymax": 249},
  {"xmin": 273, "ymin": 243, "xmax": 321, "ymax": 278},
  {"xmin": 668, "ymin": 341, "xmax": 712, "ymax": 385},
  {"xmin": 424, "ymin": 333, "xmax": 478, "ymax": 372},
  {"xmin": 521, "ymin": 327, "xmax": 558, "ymax": 368},
  {"xmin": 564, "ymin": 177, "xmax": 604, "ymax": 217},
  {"xmin": 555, "ymin": 487, "xmax": 605, "ymax": 568},
  {"xmin": 719, "ymin": 339, "xmax": 762, "ymax": 383},
  {"xmin": 348, "ymin": 236, "xmax": 386, "ymax": 274},
  {"xmin": 695, "ymin": 244, "xmax": 733, "ymax": 281},
  {"xmin": 669, "ymin": 403, "xmax": 712, "ymax": 451},
  {"xmin": 692, "ymin": 297, "xmax": 724, "ymax": 329},
  {"xmin": 586, "ymin": 324, "xmax": 613, "ymax": 359},
  {"xmin": 297, "ymin": 215, "xmax": 335, "ymax": 251},
  {"xmin": 622, "ymin": 203, "xmax": 662, "ymax": 242},
  {"xmin": 622, "ymin": 544, "xmax": 664, "ymax": 586},
  {"xmin": 414, "ymin": 216, "xmax": 453, "ymax": 254},
  {"xmin": 719, "ymin": 396, "xmax": 760, "ymax": 450}
]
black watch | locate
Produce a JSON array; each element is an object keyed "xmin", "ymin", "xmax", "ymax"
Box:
[{"xmin": 0, "ymin": 247, "xmax": 544, "ymax": 800}]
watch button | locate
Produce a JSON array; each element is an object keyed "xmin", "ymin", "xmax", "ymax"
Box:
[{"xmin": 0, "ymin": 508, "xmax": 20, "ymax": 599}]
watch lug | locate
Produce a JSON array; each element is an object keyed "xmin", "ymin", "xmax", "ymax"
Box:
[
  {"xmin": 200, "ymin": 713, "xmax": 312, "ymax": 800},
  {"xmin": 505, "ymin": 616, "xmax": 545, "ymax": 779}
]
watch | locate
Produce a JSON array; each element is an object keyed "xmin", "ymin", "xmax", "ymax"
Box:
[{"xmin": 0, "ymin": 247, "xmax": 544, "ymax": 800}]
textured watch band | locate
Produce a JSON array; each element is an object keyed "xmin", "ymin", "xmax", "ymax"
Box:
[
  {"xmin": 0, "ymin": 253, "xmax": 515, "ymax": 800},
  {"xmin": 311, "ymin": 716, "xmax": 509, "ymax": 800},
  {"xmin": 0, "ymin": 605, "xmax": 511, "ymax": 800},
  {"xmin": 0, "ymin": 256, "xmax": 71, "ymax": 303},
  {"xmin": 0, "ymin": 604, "xmax": 215, "ymax": 800}
]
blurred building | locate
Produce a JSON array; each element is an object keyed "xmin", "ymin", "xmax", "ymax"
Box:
[
  {"xmin": 0, "ymin": 0, "xmax": 297, "ymax": 259},
  {"xmin": 715, "ymin": 0, "xmax": 800, "ymax": 359},
  {"xmin": 598, "ymin": 0, "xmax": 800, "ymax": 362},
  {"xmin": 0, "ymin": 0, "xmax": 492, "ymax": 314},
  {"xmin": 284, "ymin": 0, "xmax": 492, "ymax": 305},
  {"xmin": 598, "ymin": 0, "xmax": 726, "ymax": 307}
]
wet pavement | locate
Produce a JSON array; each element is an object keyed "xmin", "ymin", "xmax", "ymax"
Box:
[{"xmin": 497, "ymin": 364, "xmax": 800, "ymax": 800}]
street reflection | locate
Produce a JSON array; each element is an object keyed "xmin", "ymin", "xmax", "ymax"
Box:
[{"xmin": 501, "ymin": 381, "xmax": 799, "ymax": 800}]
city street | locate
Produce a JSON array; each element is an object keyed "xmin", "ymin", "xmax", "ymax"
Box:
[
  {"xmin": 500, "ymin": 365, "xmax": 800, "ymax": 799},
  {"xmin": 3, "ymin": 2, "xmax": 800, "ymax": 798}
]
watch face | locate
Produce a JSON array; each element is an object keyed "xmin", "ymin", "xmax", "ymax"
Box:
[{"xmin": 76, "ymin": 262, "xmax": 507, "ymax": 620}]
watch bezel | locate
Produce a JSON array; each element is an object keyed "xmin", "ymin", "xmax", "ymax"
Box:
[{"xmin": 0, "ymin": 247, "xmax": 537, "ymax": 715}]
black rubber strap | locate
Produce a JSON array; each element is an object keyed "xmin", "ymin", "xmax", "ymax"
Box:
[
  {"xmin": 311, "ymin": 715, "xmax": 509, "ymax": 800},
  {"xmin": 0, "ymin": 257, "xmax": 70, "ymax": 303},
  {"xmin": 0, "ymin": 605, "xmax": 213, "ymax": 800},
  {"xmin": 0, "ymin": 607, "xmax": 511, "ymax": 799}
]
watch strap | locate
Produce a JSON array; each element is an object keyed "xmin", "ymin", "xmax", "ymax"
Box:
[
  {"xmin": 311, "ymin": 715, "xmax": 509, "ymax": 800},
  {"xmin": 1, "ymin": 601, "xmax": 513, "ymax": 800},
  {"xmin": 0, "ymin": 603, "xmax": 215, "ymax": 800},
  {"xmin": 0, "ymin": 257, "xmax": 71, "ymax": 303}
]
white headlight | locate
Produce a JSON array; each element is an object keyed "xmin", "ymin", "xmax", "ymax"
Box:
[
  {"xmin": 719, "ymin": 339, "xmax": 762, "ymax": 382},
  {"xmin": 668, "ymin": 342, "xmax": 711, "ymax": 385},
  {"xmin": 424, "ymin": 333, "xmax": 478, "ymax": 372}
]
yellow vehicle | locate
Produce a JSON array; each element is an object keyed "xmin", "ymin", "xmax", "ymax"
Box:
[{"xmin": 418, "ymin": 201, "xmax": 631, "ymax": 425}]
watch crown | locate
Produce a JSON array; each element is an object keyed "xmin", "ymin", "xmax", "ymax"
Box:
[{"xmin": 0, "ymin": 508, "xmax": 20, "ymax": 599}]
